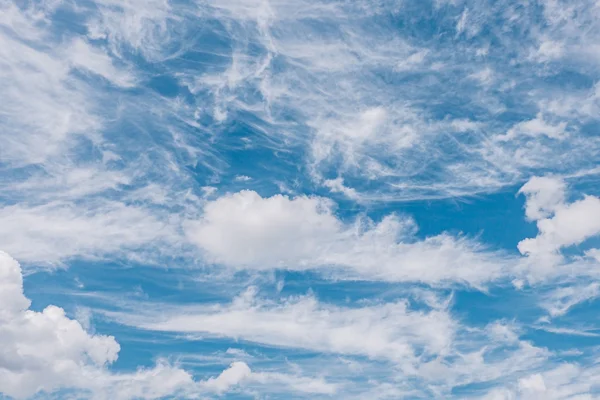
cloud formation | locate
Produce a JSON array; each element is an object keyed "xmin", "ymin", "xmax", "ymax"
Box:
[
  {"xmin": 518, "ymin": 177, "xmax": 600, "ymax": 258},
  {"xmin": 185, "ymin": 190, "xmax": 511, "ymax": 286},
  {"xmin": 0, "ymin": 251, "xmax": 336, "ymax": 398},
  {"xmin": 2, "ymin": 0, "xmax": 600, "ymax": 398},
  {"xmin": 0, "ymin": 250, "xmax": 182, "ymax": 399}
]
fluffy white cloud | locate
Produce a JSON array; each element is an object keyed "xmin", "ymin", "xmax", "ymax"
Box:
[
  {"xmin": 0, "ymin": 250, "xmax": 118, "ymax": 398},
  {"xmin": 518, "ymin": 177, "xmax": 600, "ymax": 257},
  {"xmin": 185, "ymin": 190, "xmax": 511, "ymax": 286},
  {"xmin": 519, "ymin": 195, "xmax": 600, "ymax": 256},
  {"xmin": 0, "ymin": 251, "xmax": 335, "ymax": 399},
  {"xmin": 0, "ymin": 250, "xmax": 199, "ymax": 400},
  {"xmin": 518, "ymin": 176, "xmax": 566, "ymax": 221},
  {"xmin": 204, "ymin": 361, "xmax": 251, "ymax": 394}
]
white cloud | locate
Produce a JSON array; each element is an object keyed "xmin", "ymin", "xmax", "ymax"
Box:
[
  {"xmin": 518, "ymin": 178, "xmax": 600, "ymax": 256},
  {"xmin": 323, "ymin": 177, "xmax": 360, "ymax": 200},
  {"xmin": 234, "ymin": 175, "xmax": 252, "ymax": 182},
  {"xmin": 456, "ymin": 8, "xmax": 469, "ymax": 36},
  {"xmin": 533, "ymin": 325, "xmax": 600, "ymax": 338},
  {"xmin": 169, "ymin": 0, "xmax": 600, "ymax": 202},
  {"xmin": 0, "ymin": 250, "xmax": 195, "ymax": 400},
  {"xmin": 0, "ymin": 254, "xmax": 121, "ymax": 398},
  {"xmin": 0, "ymin": 2, "xmax": 219, "ymax": 271},
  {"xmin": 185, "ymin": 190, "xmax": 511, "ymax": 286},
  {"xmin": 67, "ymin": 38, "xmax": 135, "ymax": 87},
  {"xmin": 204, "ymin": 361, "xmax": 338, "ymax": 395},
  {"xmin": 0, "ymin": 8, "xmax": 100, "ymax": 167},
  {"xmin": 586, "ymin": 248, "xmax": 600, "ymax": 262},
  {"xmin": 111, "ymin": 287, "xmax": 456, "ymax": 366},
  {"xmin": 514, "ymin": 177, "xmax": 600, "ymax": 282},
  {"xmin": 395, "ymin": 50, "xmax": 429, "ymax": 71},
  {"xmin": 481, "ymin": 363, "xmax": 600, "ymax": 400},
  {"xmin": 86, "ymin": 0, "xmax": 181, "ymax": 62},
  {"xmin": 204, "ymin": 361, "xmax": 251, "ymax": 394},
  {"xmin": 0, "ymin": 251, "xmax": 335, "ymax": 399},
  {"xmin": 416, "ymin": 322, "xmax": 548, "ymax": 395},
  {"xmin": 249, "ymin": 370, "xmax": 337, "ymax": 395},
  {"xmin": 308, "ymin": 105, "xmax": 423, "ymax": 179},
  {"xmin": 469, "ymin": 66, "xmax": 494, "ymax": 85},
  {"xmin": 519, "ymin": 373, "xmax": 547, "ymax": 393},
  {"xmin": 92, "ymin": 357, "xmax": 336, "ymax": 399},
  {"xmin": 532, "ymin": 39, "xmax": 564, "ymax": 62},
  {"xmin": 518, "ymin": 176, "xmax": 566, "ymax": 221},
  {"xmin": 450, "ymin": 119, "xmax": 481, "ymax": 132},
  {"xmin": 107, "ymin": 292, "xmax": 556, "ymax": 397},
  {"xmin": 0, "ymin": 202, "xmax": 181, "ymax": 265},
  {"xmin": 86, "ymin": 363, "xmax": 195, "ymax": 400},
  {"xmin": 3, "ymin": 2, "xmax": 600, "ymax": 398},
  {"xmin": 500, "ymin": 114, "xmax": 568, "ymax": 141},
  {"xmin": 0, "ymin": 250, "xmax": 117, "ymax": 398},
  {"xmin": 541, "ymin": 282, "xmax": 600, "ymax": 317}
]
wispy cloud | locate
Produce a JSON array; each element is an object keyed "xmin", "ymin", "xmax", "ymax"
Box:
[
  {"xmin": 2, "ymin": 0, "xmax": 600, "ymax": 398},
  {"xmin": 104, "ymin": 289, "xmax": 553, "ymax": 398}
]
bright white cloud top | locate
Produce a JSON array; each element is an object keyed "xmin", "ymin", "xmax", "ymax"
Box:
[
  {"xmin": 185, "ymin": 190, "xmax": 512, "ymax": 286},
  {"xmin": 2, "ymin": 0, "xmax": 600, "ymax": 399}
]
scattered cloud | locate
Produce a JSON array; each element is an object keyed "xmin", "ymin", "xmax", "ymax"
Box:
[
  {"xmin": 0, "ymin": 250, "xmax": 185, "ymax": 399},
  {"xmin": 541, "ymin": 282, "xmax": 600, "ymax": 317},
  {"xmin": 110, "ymin": 287, "xmax": 456, "ymax": 365},
  {"xmin": 2, "ymin": 0, "xmax": 600, "ymax": 398},
  {"xmin": 481, "ymin": 363, "xmax": 600, "ymax": 400},
  {"xmin": 106, "ymin": 289, "xmax": 555, "ymax": 397},
  {"xmin": 185, "ymin": 190, "xmax": 511, "ymax": 286},
  {"xmin": 0, "ymin": 251, "xmax": 336, "ymax": 399},
  {"xmin": 518, "ymin": 177, "xmax": 600, "ymax": 257},
  {"xmin": 0, "ymin": 202, "xmax": 182, "ymax": 265}
]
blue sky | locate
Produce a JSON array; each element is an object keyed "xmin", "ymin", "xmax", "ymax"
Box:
[{"xmin": 2, "ymin": 0, "xmax": 600, "ymax": 398}]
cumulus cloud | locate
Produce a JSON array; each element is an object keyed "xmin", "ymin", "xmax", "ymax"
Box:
[
  {"xmin": 0, "ymin": 251, "xmax": 334, "ymax": 399},
  {"xmin": 518, "ymin": 177, "xmax": 600, "ymax": 257},
  {"xmin": 0, "ymin": 251, "xmax": 118, "ymax": 398},
  {"xmin": 518, "ymin": 176, "xmax": 567, "ymax": 221},
  {"xmin": 323, "ymin": 177, "xmax": 360, "ymax": 199},
  {"xmin": 0, "ymin": 250, "xmax": 182, "ymax": 399},
  {"xmin": 185, "ymin": 190, "xmax": 511, "ymax": 286},
  {"xmin": 204, "ymin": 361, "xmax": 252, "ymax": 394}
]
